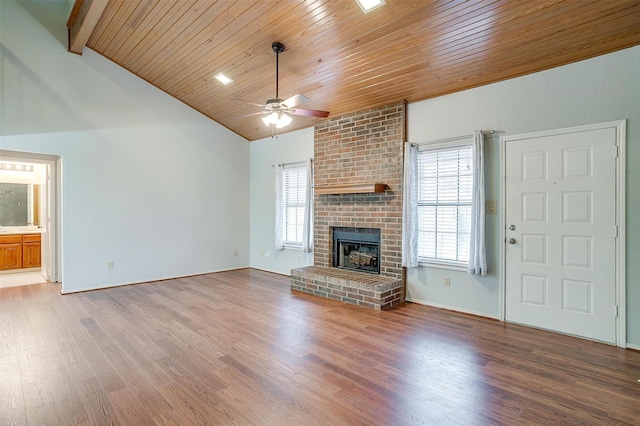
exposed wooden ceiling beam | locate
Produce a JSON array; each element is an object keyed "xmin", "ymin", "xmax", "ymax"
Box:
[{"xmin": 67, "ymin": 0, "xmax": 109, "ymax": 55}]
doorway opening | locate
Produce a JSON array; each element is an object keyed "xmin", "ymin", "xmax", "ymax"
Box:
[{"xmin": 0, "ymin": 150, "xmax": 60, "ymax": 288}]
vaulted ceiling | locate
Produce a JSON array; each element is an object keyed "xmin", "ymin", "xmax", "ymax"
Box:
[{"xmin": 68, "ymin": 0, "xmax": 640, "ymax": 141}]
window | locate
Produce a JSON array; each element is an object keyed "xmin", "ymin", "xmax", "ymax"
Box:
[
  {"xmin": 275, "ymin": 160, "xmax": 313, "ymax": 252},
  {"xmin": 282, "ymin": 164, "xmax": 307, "ymax": 247},
  {"xmin": 417, "ymin": 144, "xmax": 473, "ymax": 266}
]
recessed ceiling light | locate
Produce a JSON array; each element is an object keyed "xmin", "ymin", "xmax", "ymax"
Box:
[
  {"xmin": 356, "ymin": 0, "xmax": 385, "ymax": 13},
  {"xmin": 214, "ymin": 72, "xmax": 233, "ymax": 85}
]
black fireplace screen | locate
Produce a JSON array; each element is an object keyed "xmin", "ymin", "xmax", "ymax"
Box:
[{"xmin": 332, "ymin": 227, "xmax": 381, "ymax": 274}]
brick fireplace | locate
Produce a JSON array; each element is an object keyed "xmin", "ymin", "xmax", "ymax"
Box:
[
  {"xmin": 313, "ymin": 102, "xmax": 405, "ymax": 279},
  {"xmin": 290, "ymin": 102, "xmax": 405, "ymax": 310}
]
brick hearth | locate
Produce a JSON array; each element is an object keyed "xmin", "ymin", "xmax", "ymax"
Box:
[{"xmin": 290, "ymin": 266, "xmax": 402, "ymax": 310}]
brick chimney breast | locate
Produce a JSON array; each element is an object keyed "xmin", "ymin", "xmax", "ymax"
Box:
[{"xmin": 313, "ymin": 102, "xmax": 405, "ymax": 280}]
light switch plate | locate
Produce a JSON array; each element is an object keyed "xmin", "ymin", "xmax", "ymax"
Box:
[{"xmin": 486, "ymin": 200, "xmax": 497, "ymax": 214}]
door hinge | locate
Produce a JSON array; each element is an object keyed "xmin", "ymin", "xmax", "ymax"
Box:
[
  {"xmin": 615, "ymin": 305, "xmax": 619, "ymax": 318},
  {"xmin": 614, "ymin": 145, "xmax": 619, "ymax": 158},
  {"xmin": 615, "ymin": 225, "xmax": 619, "ymax": 238}
]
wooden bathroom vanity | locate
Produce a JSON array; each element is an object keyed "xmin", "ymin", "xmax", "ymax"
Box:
[{"xmin": 0, "ymin": 233, "xmax": 41, "ymax": 270}]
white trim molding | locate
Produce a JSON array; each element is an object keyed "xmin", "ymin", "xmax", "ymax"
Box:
[{"xmin": 405, "ymin": 297, "xmax": 500, "ymax": 321}]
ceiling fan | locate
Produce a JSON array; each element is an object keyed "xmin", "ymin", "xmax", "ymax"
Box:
[{"xmin": 232, "ymin": 42, "xmax": 330, "ymax": 132}]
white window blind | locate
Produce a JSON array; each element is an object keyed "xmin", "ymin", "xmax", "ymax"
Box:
[
  {"xmin": 417, "ymin": 145, "xmax": 473, "ymax": 265},
  {"xmin": 283, "ymin": 165, "xmax": 307, "ymax": 246}
]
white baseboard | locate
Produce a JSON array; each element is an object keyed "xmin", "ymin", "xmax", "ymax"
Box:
[
  {"xmin": 405, "ymin": 297, "xmax": 499, "ymax": 320},
  {"xmin": 249, "ymin": 266, "xmax": 291, "ymax": 277},
  {"xmin": 60, "ymin": 266, "xmax": 250, "ymax": 294},
  {"xmin": 626, "ymin": 343, "xmax": 640, "ymax": 351}
]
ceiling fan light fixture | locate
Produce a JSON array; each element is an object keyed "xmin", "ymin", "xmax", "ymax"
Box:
[
  {"xmin": 275, "ymin": 113, "xmax": 292, "ymax": 128},
  {"xmin": 356, "ymin": 0, "xmax": 385, "ymax": 13},
  {"xmin": 262, "ymin": 112, "xmax": 279, "ymax": 126},
  {"xmin": 262, "ymin": 112, "xmax": 292, "ymax": 129}
]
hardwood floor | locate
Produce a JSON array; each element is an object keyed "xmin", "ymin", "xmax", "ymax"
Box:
[{"xmin": 1, "ymin": 268, "xmax": 639, "ymax": 425}]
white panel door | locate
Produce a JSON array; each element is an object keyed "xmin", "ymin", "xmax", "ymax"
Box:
[{"xmin": 505, "ymin": 127, "xmax": 617, "ymax": 343}]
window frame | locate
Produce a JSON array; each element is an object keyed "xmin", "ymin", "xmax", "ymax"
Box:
[
  {"xmin": 416, "ymin": 139, "xmax": 473, "ymax": 271},
  {"xmin": 280, "ymin": 162, "xmax": 307, "ymax": 250}
]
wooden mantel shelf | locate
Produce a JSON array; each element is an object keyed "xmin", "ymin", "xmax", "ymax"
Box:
[{"xmin": 314, "ymin": 183, "xmax": 388, "ymax": 195}]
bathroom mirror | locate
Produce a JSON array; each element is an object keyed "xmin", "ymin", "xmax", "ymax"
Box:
[{"xmin": 0, "ymin": 183, "xmax": 41, "ymax": 227}]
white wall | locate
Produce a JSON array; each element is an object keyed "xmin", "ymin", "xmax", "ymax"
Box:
[
  {"xmin": 407, "ymin": 46, "xmax": 640, "ymax": 346},
  {"xmin": 249, "ymin": 128, "xmax": 314, "ymax": 275},
  {"xmin": 1, "ymin": 0, "xmax": 250, "ymax": 292}
]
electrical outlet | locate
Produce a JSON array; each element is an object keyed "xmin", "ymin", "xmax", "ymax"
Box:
[
  {"xmin": 444, "ymin": 277, "xmax": 451, "ymax": 287},
  {"xmin": 107, "ymin": 261, "xmax": 114, "ymax": 269},
  {"xmin": 233, "ymin": 250, "xmax": 238, "ymax": 257}
]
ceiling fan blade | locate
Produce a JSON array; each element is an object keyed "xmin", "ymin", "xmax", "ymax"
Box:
[
  {"xmin": 230, "ymin": 97, "xmax": 265, "ymax": 108},
  {"xmin": 290, "ymin": 108, "xmax": 330, "ymax": 118},
  {"xmin": 282, "ymin": 94, "xmax": 309, "ymax": 108}
]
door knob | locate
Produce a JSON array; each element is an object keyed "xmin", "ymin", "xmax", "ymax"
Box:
[{"xmin": 508, "ymin": 238, "xmax": 516, "ymax": 244}]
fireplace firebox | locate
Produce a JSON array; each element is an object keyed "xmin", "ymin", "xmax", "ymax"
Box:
[{"xmin": 332, "ymin": 227, "xmax": 381, "ymax": 274}]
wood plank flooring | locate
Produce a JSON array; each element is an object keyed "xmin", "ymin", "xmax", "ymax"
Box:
[{"xmin": 1, "ymin": 268, "xmax": 639, "ymax": 425}]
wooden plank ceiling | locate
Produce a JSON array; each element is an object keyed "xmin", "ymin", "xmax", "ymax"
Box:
[{"xmin": 77, "ymin": 0, "xmax": 640, "ymax": 141}]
